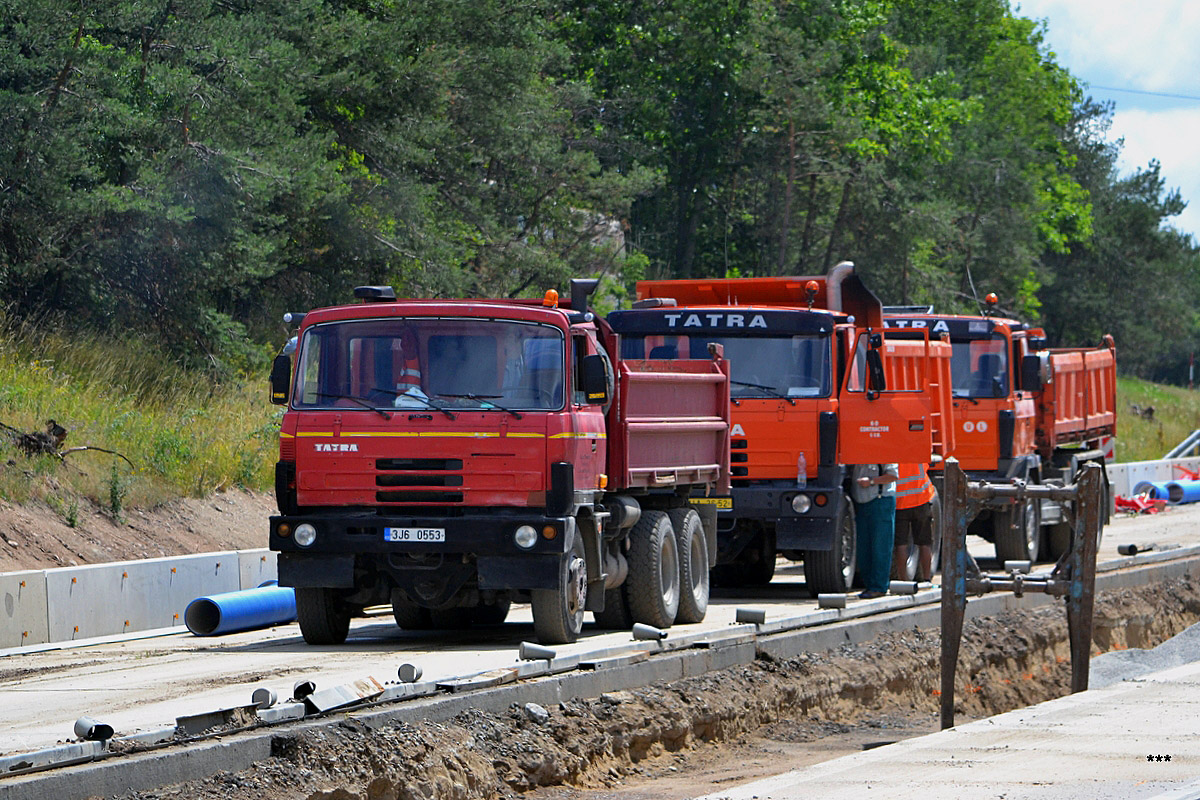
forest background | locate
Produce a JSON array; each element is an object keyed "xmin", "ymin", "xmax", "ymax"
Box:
[{"xmin": 2, "ymin": 0, "xmax": 1197, "ymax": 386}]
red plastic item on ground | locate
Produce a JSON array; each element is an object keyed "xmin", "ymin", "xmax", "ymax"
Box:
[{"xmin": 1115, "ymin": 494, "xmax": 1167, "ymax": 514}]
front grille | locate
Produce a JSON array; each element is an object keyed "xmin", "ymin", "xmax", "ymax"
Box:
[
  {"xmin": 377, "ymin": 458, "xmax": 463, "ymax": 470},
  {"xmin": 376, "ymin": 457, "xmax": 465, "ymax": 504},
  {"xmin": 377, "ymin": 490, "xmax": 465, "ymax": 503},
  {"xmin": 377, "ymin": 474, "xmax": 464, "ymax": 487}
]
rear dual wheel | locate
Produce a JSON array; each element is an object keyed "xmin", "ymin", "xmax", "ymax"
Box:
[
  {"xmin": 626, "ymin": 510, "xmax": 681, "ymax": 629},
  {"xmin": 668, "ymin": 507, "xmax": 709, "ymax": 624}
]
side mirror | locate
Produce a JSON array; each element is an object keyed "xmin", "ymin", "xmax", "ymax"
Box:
[
  {"xmin": 866, "ymin": 348, "xmax": 886, "ymax": 398},
  {"xmin": 581, "ymin": 354, "xmax": 609, "ymax": 406},
  {"xmin": 270, "ymin": 354, "xmax": 291, "ymax": 405},
  {"xmin": 1020, "ymin": 353, "xmax": 1046, "ymax": 391}
]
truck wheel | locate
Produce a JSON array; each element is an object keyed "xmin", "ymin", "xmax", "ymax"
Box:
[
  {"xmin": 626, "ymin": 510, "xmax": 680, "ymax": 628},
  {"xmin": 472, "ymin": 598, "xmax": 511, "ymax": 626},
  {"xmin": 592, "ymin": 586, "xmax": 633, "ymax": 629},
  {"xmin": 993, "ymin": 498, "xmax": 1040, "ymax": 562},
  {"xmin": 669, "ymin": 507, "xmax": 709, "ymax": 624},
  {"xmin": 391, "ymin": 592, "xmax": 433, "ymax": 630},
  {"xmin": 296, "ymin": 587, "xmax": 351, "ymax": 645},
  {"xmin": 531, "ymin": 538, "xmax": 588, "ymax": 644},
  {"xmin": 804, "ymin": 500, "xmax": 856, "ymax": 594},
  {"xmin": 745, "ymin": 530, "xmax": 777, "ymax": 586},
  {"xmin": 1045, "ymin": 521, "xmax": 1072, "ymax": 561},
  {"xmin": 429, "ymin": 607, "xmax": 475, "ymax": 629}
]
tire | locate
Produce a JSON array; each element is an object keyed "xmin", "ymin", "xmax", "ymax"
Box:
[
  {"xmin": 1045, "ymin": 521, "xmax": 1072, "ymax": 561},
  {"xmin": 626, "ymin": 510, "xmax": 680, "ymax": 629},
  {"xmin": 804, "ymin": 500, "xmax": 856, "ymax": 594},
  {"xmin": 391, "ymin": 592, "xmax": 432, "ymax": 630},
  {"xmin": 668, "ymin": 508, "xmax": 709, "ymax": 624},
  {"xmin": 295, "ymin": 587, "xmax": 351, "ymax": 645},
  {"xmin": 429, "ymin": 606, "xmax": 475, "ymax": 629},
  {"xmin": 531, "ymin": 536, "xmax": 588, "ymax": 644},
  {"xmin": 993, "ymin": 497, "xmax": 1040, "ymax": 562},
  {"xmin": 472, "ymin": 598, "xmax": 511, "ymax": 626},
  {"xmin": 744, "ymin": 530, "xmax": 777, "ymax": 586},
  {"xmin": 592, "ymin": 585, "xmax": 633, "ymax": 629}
]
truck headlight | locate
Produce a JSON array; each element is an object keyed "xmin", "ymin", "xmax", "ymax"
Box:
[
  {"xmin": 514, "ymin": 525, "xmax": 538, "ymax": 550},
  {"xmin": 294, "ymin": 523, "xmax": 318, "ymax": 547},
  {"xmin": 791, "ymin": 494, "xmax": 811, "ymax": 514}
]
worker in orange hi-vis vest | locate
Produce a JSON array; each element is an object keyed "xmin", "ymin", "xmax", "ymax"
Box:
[{"xmin": 892, "ymin": 462, "xmax": 936, "ymax": 582}]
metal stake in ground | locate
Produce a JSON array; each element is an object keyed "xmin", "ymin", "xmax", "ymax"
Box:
[{"xmin": 939, "ymin": 459, "xmax": 1103, "ymax": 728}]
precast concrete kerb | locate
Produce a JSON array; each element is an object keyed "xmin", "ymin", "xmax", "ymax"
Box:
[{"xmin": 4, "ymin": 548, "xmax": 1200, "ymax": 800}]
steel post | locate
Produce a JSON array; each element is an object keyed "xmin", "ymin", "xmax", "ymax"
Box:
[{"xmin": 1066, "ymin": 462, "xmax": 1101, "ymax": 693}]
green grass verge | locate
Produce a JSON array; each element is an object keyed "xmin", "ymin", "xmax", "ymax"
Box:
[
  {"xmin": 1116, "ymin": 376, "xmax": 1200, "ymax": 463},
  {"xmin": 0, "ymin": 316, "xmax": 278, "ymax": 522}
]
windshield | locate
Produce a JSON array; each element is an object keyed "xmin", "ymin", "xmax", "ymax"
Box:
[
  {"xmin": 294, "ymin": 317, "xmax": 566, "ymax": 411},
  {"xmin": 950, "ymin": 335, "xmax": 1009, "ymax": 398},
  {"xmin": 620, "ymin": 333, "xmax": 831, "ymax": 398}
]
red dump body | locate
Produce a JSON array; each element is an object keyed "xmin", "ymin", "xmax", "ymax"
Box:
[{"xmin": 608, "ymin": 357, "xmax": 732, "ymax": 494}]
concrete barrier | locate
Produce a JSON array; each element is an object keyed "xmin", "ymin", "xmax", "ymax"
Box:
[
  {"xmin": 0, "ymin": 570, "xmax": 49, "ymax": 649},
  {"xmin": 1108, "ymin": 457, "xmax": 1200, "ymax": 499},
  {"xmin": 1, "ymin": 550, "xmax": 276, "ymax": 647}
]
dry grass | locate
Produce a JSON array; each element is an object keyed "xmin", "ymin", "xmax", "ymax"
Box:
[{"xmin": 0, "ymin": 316, "xmax": 277, "ymax": 520}]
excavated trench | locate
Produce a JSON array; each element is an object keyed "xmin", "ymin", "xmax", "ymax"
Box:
[{"xmin": 118, "ymin": 575, "xmax": 1200, "ymax": 800}]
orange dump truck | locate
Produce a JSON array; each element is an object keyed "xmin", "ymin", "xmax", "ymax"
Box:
[
  {"xmin": 607, "ymin": 263, "xmax": 953, "ymax": 593},
  {"xmin": 269, "ymin": 280, "xmax": 730, "ymax": 645},
  {"xmin": 884, "ymin": 299, "xmax": 1116, "ymax": 561}
]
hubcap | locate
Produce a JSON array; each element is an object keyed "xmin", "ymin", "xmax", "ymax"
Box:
[
  {"xmin": 660, "ymin": 534, "xmax": 680, "ymax": 608},
  {"xmin": 690, "ymin": 536, "xmax": 707, "ymax": 600},
  {"xmin": 567, "ymin": 556, "xmax": 587, "ymax": 617}
]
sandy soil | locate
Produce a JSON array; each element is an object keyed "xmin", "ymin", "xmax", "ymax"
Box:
[{"xmin": 0, "ymin": 490, "xmax": 274, "ymax": 573}]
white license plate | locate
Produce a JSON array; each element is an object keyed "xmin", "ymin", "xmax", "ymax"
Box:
[{"xmin": 384, "ymin": 527, "xmax": 446, "ymax": 543}]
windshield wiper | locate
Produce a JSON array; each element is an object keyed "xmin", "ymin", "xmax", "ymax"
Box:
[
  {"xmin": 313, "ymin": 392, "xmax": 391, "ymax": 420},
  {"xmin": 358, "ymin": 387, "xmax": 457, "ymax": 420},
  {"xmin": 731, "ymin": 380, "xmax": 796, "ymax": 406},
  {"xmin": 437, "ymin": 393, "xmax": 523, "ymax": 419}
]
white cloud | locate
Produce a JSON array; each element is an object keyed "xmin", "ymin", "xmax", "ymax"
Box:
[
  {"xmin": 1110, "ymin": 108, "xmax": 1200, "ymax": 239},
  {"xmin": 1013, "ymin": 0, "xmax": 1200, "ymax": 241},
  {"xmin": 1016, "ymin": 0, "xmax": 1200, "ymax": 92}
]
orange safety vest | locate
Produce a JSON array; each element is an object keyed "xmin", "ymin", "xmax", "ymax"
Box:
[{"xmin": 895, "ymin": 463, "xmax": 935, "ymax": 510}]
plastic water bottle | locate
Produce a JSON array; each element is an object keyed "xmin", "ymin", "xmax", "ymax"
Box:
[{"xmin": 796, "ymin": 451, "xmax": 807, "ymax": 488}]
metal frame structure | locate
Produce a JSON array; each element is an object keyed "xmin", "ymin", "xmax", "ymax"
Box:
[{"xmin": 940, "ymin": 458, "xmax": 1102, "ymax": 729}]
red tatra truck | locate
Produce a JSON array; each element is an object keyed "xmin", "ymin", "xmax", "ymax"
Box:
[
  {"xmin": 609, "ymin": 263, "xmax": 954, "ymax": 594},
  {"xmin": 884, "ymin": 297, "xmax": 1116, "ymax": 562},
  {"xmin": 269, "ymin": 280, "xmax": 730, "ymax": 645}
]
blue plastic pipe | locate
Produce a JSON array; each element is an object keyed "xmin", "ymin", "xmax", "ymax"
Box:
[
  {"xmin": 185, "ymin": 582, "xmax": 297, "ymax": 636},
  {"xmin": 1133, "ymin": 480, "xmax": 1181, "ymax": 503},
  {"xmin": 1170, "ymin": 480, "xmax": 1200, "ymax": 505}
]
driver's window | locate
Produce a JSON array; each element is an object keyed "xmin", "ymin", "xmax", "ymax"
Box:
[{"xmin": 572, "ymin": 334, "xmax": 589, "ymax": 405}]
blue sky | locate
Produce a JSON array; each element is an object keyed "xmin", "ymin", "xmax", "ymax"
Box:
[{"xmin": 1012, "ymin": 0, "xmax": 1200, "ymax": 242}]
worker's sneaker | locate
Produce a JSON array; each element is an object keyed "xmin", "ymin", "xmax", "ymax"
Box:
[{"xmin": 858, "ymin": 590, "xmax": 886, "ymax": 599}]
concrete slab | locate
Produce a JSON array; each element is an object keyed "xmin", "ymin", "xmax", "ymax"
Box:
[{"xmin": 696, "ymin": 660, "xmax": 1200, "ymax": 800}]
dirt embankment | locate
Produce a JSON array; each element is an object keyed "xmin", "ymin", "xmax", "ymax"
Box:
[
  {"xmin": 0, "ymin": 490, "xmax": 274, "ymax": 573},
  {"xmin": 114, "ymin": 575, "xmax": 1200, "ymax": 800}
]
